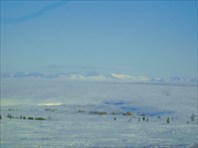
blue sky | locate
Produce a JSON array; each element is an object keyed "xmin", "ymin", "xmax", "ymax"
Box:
[{"xmin": 1, "ymin": 1, "xmax": 197, "ymax": 78}]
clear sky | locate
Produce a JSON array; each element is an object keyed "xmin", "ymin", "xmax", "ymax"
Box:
[{"xmin": 1, "ymin": 1, "xmax": 197, "ymax": 78}]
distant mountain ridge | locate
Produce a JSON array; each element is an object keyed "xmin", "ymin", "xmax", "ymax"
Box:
[{"xmin": 1, "ymin": 72, "xmax": 197, "ymax": 84}]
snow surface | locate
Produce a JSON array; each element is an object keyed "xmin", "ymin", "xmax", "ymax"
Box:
[{"xmin": 0, "ymin": 78, "xmax": 197, "ymax": 147}]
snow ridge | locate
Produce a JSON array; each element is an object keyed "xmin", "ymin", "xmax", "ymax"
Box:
[{"xmin": 1, "ymin": 72, "xmax": 197, "ymax": 84}]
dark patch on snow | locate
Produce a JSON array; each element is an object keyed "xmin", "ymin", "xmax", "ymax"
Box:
[
  {"xmin": 141, "ymin": 111, "xmax": 173, "ymax": 117},
  {"xmin": 120, "ymin": 106, "xmax": 140, "ymax": 111},
  {"xmin": 120, "ymin": 106, "xmax": 173, "ymax": 117},
  {"xmin": 103, "ymin": 101, "xmax": 127, "ymax": 106}
]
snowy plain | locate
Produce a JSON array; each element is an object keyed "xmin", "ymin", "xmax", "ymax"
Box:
[{"xmin": 0, "ymin": 78, "xmax": 197, "ymax": 147}]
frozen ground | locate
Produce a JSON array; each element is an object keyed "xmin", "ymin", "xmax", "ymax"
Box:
[{"xmin": 0, "ymin": 79, "xmax": 197, "ymax": 147}]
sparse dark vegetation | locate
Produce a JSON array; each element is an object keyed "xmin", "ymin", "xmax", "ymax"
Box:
[
  {"xmin": 112, "ymin": 112, "xmax": 117, "ymax": 115},
  {"xmin": 7, "ymin": 114, "xmax": 13, "ymax": 119},
  {"xmin": 123, "ymin": 112, "xmax": 132, "ymax": 116},
  {"xmin": 45, "ymin": 108, "xmax": 57, "ymax": 112},
  {"xmin": 28, "ymin": 117, "xmax": 34, "ymax": 120},
  {"xmin": 2, "ymin": 107, "xmax": 182, "ymax": 125},
  {"xmin": 190, "ymin": 113, "xmax": 196, "ymax": 122},
  {"xmin": 35, "ymin": 117, "xmax": 46, "ymax": 120},
  {"xmin": 6, "ymin": 114, "xmax": 47, "ymax": 121},
  {"xmin": 78, "ymin": 110, "xmax": 85, "ymax": 113},
  {"xmin": 142, "ymin": 116, "xmax": 145, "ymax": 121},
  {"xmin": 89, "ymin": 111, "xmax": 107, "ymax": 115},
  {"xmin": 166, "ymin": 117, "xmax": 170, "ymax": 123}
]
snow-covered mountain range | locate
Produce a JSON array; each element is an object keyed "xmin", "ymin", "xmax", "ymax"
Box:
[{"xmin": 1, "ymin": 72, "xmax": 197, "ymax": 84}]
